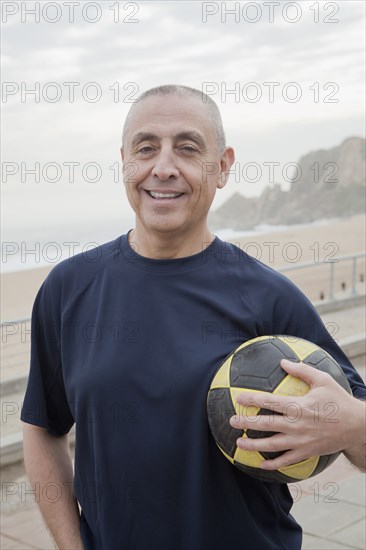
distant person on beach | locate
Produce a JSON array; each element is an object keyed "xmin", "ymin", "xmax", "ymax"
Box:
[{"xmin": 21, "ymin": 85, "xmax": 366, "ymax": 550}]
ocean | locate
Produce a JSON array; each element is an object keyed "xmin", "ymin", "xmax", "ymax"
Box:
[
  {"xmin": 1, "ymin": 216, "xmax": 135, "ymax": 274},
  {"xmin": 1, "ymin": 215, "xmax": 334, "ymax": 274}
]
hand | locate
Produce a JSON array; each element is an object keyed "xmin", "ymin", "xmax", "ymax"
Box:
[{"xmin": 229, "ymin": 359, "xmax": 366, "ymax": 470}]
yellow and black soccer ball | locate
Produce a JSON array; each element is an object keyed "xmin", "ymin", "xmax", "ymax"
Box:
[{"xmin": 207, "ymin": 335, "xmax": 352, "ymax": 483}]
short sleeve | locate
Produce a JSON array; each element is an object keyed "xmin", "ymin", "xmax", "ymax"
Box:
[
  {"xmin": 271, "ymin": 274, "xmax": 366, "ymax": 401},
  {"xmin": 21, "ymin": 271, "xmax": 74, "ymax": 436}
]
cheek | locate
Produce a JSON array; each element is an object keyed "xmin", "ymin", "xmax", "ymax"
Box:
[
  {"xmin": 123, "ymin": 178, "xmax": 140, "ymax": 208},
  {"xmin": 184, "ymin": 165, "xmax": 216, "ymax": 193},
  {"xmin": 199, "ymin": 176, "xmax": 219, "ymax": 198},
  {"xmin": 123, "ymin": 159, "xmax": 148, "ymax": 187}
]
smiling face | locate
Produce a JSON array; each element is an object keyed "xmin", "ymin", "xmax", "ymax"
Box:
[{"xmin": 121, "ymin": 94, "xmax": 234, "ymax": 253}]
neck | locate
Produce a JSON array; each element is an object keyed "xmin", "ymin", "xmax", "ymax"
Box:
[{"xmin": 129, "ymin": 225, "xmax": 215, "ymax": 259}]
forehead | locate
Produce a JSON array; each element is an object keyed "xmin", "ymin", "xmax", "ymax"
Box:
[{"xmin": 124, "ymin": 94, "xmax": 215, "ymax": 144}]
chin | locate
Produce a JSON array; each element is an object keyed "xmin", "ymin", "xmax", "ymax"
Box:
[
  {"xmin": 149, "ymin": 224, "xmax": 185, "ymax": 235},
  {"xmin": 143, "ymin": 216, "xmax": 188, "ymax": 235}
]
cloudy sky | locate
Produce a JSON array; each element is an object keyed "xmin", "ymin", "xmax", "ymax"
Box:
[{"xmin": 1, "ymin": 0, "xmax": 365, "ymax": 250}]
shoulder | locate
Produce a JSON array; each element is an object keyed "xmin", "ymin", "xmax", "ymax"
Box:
[
  {"xmin": 37, "ymin": 235, "xmax": 123, "ymax": 303},
  {"xmin": 215, "ymin": 238, "xmax": 303, "ymax": 295},
  {"xmin": 214, "ymin": 238, "xmax": 315, "ymax": 327}
]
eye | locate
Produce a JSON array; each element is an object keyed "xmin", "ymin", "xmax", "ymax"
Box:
[
  {"xmin": 179, "ymin": 145, "xmax": 198, "ymax": 153},
  {"xmin": 137, "ymin": 146, "xmax": 154, "ymax": 154}
]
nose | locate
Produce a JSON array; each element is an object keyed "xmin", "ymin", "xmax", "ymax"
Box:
[{"xmin": 152, "ymin": 146, "xmax": 179, "ymax": 181}]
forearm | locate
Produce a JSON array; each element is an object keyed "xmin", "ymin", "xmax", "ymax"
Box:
[
  {"xmin": 22, "ymin": 423, "xmax": 83, "ymax": 550},
  {"xmin": 343, "ymin": 399, "xmax": 366, "ymax": 472},
  {"xmin": 344, "ymin": 443, "xmax": 366, "ymax": 471}
]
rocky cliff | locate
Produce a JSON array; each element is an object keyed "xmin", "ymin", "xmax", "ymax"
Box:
[{"xmin": 209, "ymin": 137, "xmax": 365, "ymax": 230}]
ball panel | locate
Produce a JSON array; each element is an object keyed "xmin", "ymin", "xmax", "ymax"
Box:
[
  {"xmin": 282, "ymin": 337, "xmax": 320, "ymax": 362},
  {"xmin": 207, "ymin": 388, "xmax": 242, "ymax": 458},
  {"xmin": 232, "ymin": 335, "xmax": 271, "ymax": 353},
  {"xmin": 210, "ymin": 356, "xmax": 232, "ymax": 389},
  {"xmin": 229, "ymin": 387, "xmax": 264, "ymax": 416},
  {"xmin": 233, "ymin": 461, "xmax": 298, "ymax": 483},
  {"xmin": 268, "ymin": 337, "xmax": 301, "ymax": 361},
  {"xmin": 278, "ymin": 456, "xmax": 319, "ymax": 480},
  {"xmin": 230, "ymin": 341, "xmax": 289, "ymax": 391},
  {"xmin": 233, "ymin": 436, "xmax": 265, "ymax": 468},
  {"xmin": 306, "ymin": 353, "xmax": 352, "ymax": 394},
  {"xmin": 311, "ymin": 452, "xmax": 340, "ymax": 476},
  {"xmin": 301, "ymin": 348, "xmax": 329, "ymax": 366},
  {"xmin": 273, "ymin": 372, "xmax": 310, "ymax": 397}
]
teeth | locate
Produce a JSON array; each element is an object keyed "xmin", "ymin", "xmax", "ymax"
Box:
[{"xmin": 149, "ymin": 191, "xmax": 182, "ymax": 199}]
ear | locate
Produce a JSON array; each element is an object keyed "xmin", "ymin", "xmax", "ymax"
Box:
[{"xmin": 217, "ymin": 147, "xmax": 235, "ymax": 189}]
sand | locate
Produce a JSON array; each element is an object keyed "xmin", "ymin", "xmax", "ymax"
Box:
[{"xmin": 1, "ymin": 214, "xmax": 365, "ymax": 321}]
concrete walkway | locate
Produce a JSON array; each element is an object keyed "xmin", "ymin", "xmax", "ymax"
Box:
[
  {"xmin": 1, "ymin": 454, "xmax": 365, "ymax": 549},
  {"xmin": 293, "ymin": 455, "xmax": 365, "ymax": 549}
]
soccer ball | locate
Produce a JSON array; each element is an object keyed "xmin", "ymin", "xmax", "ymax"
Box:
[{"xmin": 207, "ymin": 335, "xmax": 352, "ymax": 483}]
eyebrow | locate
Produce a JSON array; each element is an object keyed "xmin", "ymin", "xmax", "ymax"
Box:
[
  {"xmin": 175, "ymin": 131, "xmax": 207, "ymax": 150},
  {"xmin": 131, "ymin": 132, "xmax": 157, "ymax": 149},
  {"xmin": 131, "ymin": 130, "xmax": 207, "ymax": 150}
]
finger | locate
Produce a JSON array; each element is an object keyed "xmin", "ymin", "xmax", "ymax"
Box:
[
  {"xmin": 235, "ymin": 391, "xmax": 297, "ymax": 412},
  {"xmin": 230, "ymin": 414, "xmax": 292, "ymax": 432},
  {"xmin": 236, "ymin": 433, "xmax": 291, "ymax": 454},
  {"xmin": 280, "ymin": 359, "xmax": 328, "ymax": 387},
  {"xmin": 230, "ymin": 413, "xmax": 271, "ymax": 430},
  {"xmin": 259, "ymin": 449, "xmax": 309, "ymax": 471}
]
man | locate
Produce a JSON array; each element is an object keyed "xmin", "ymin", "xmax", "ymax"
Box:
[{"xmin": 22, "ymin": 85, "xmax": 366, "ymax": 550}]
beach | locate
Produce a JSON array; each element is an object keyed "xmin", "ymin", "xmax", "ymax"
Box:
[
  {"xmin": 2, "ymin": 214, "xmax": 365, "ymax": 321},
  {"xmin": 231, "ymin": 214, "xmax": 366, "ymax": 267},
  {"xmin": 232, "ymin": 213, "xmax": 366, "ymax": 302}
]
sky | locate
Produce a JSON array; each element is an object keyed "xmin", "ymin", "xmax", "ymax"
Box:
[{"xmin": 1, "ymin": 0, "xmax": 365, "ymax": 251}]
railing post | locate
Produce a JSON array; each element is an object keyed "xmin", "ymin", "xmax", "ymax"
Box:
[
  {"xmin": 329, "ymin": 262, "xmax": 335, "ymax": 301},
  {"xmin": 351, "ymin": 256, "xmax": 357, "ymax": 296}
]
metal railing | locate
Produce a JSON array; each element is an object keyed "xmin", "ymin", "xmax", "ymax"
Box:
[{"xmin": 278, "ymin": 252, "xmax": 366, "ymax": 301}]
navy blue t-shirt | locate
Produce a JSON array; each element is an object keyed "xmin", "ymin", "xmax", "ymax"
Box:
[{"xmin": 21, "ymin": 234, "xmax": 366, "ymax": 550}]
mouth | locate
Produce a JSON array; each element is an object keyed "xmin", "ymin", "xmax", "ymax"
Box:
[{"xmin": 145, "ymin": 190, "xmax": 184, "ymax": 200}]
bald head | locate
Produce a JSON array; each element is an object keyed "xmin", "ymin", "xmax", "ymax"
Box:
[{"xmin": 122, "ymin": 85, "xmax": 226, "ymax": 154}]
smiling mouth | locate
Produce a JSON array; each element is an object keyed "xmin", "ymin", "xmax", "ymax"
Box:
[{"xmin": 146, "ymin": 190, "xmax": 184, "ymax": 200}]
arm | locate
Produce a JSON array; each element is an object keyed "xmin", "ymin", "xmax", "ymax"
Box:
[
  {"xmin": 22, "ymin": 423, "xmax": 84, "ymax": 550},
  {"xmin": 342, "ymin": 397, "xmax": 366, "ymax": 471}
]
